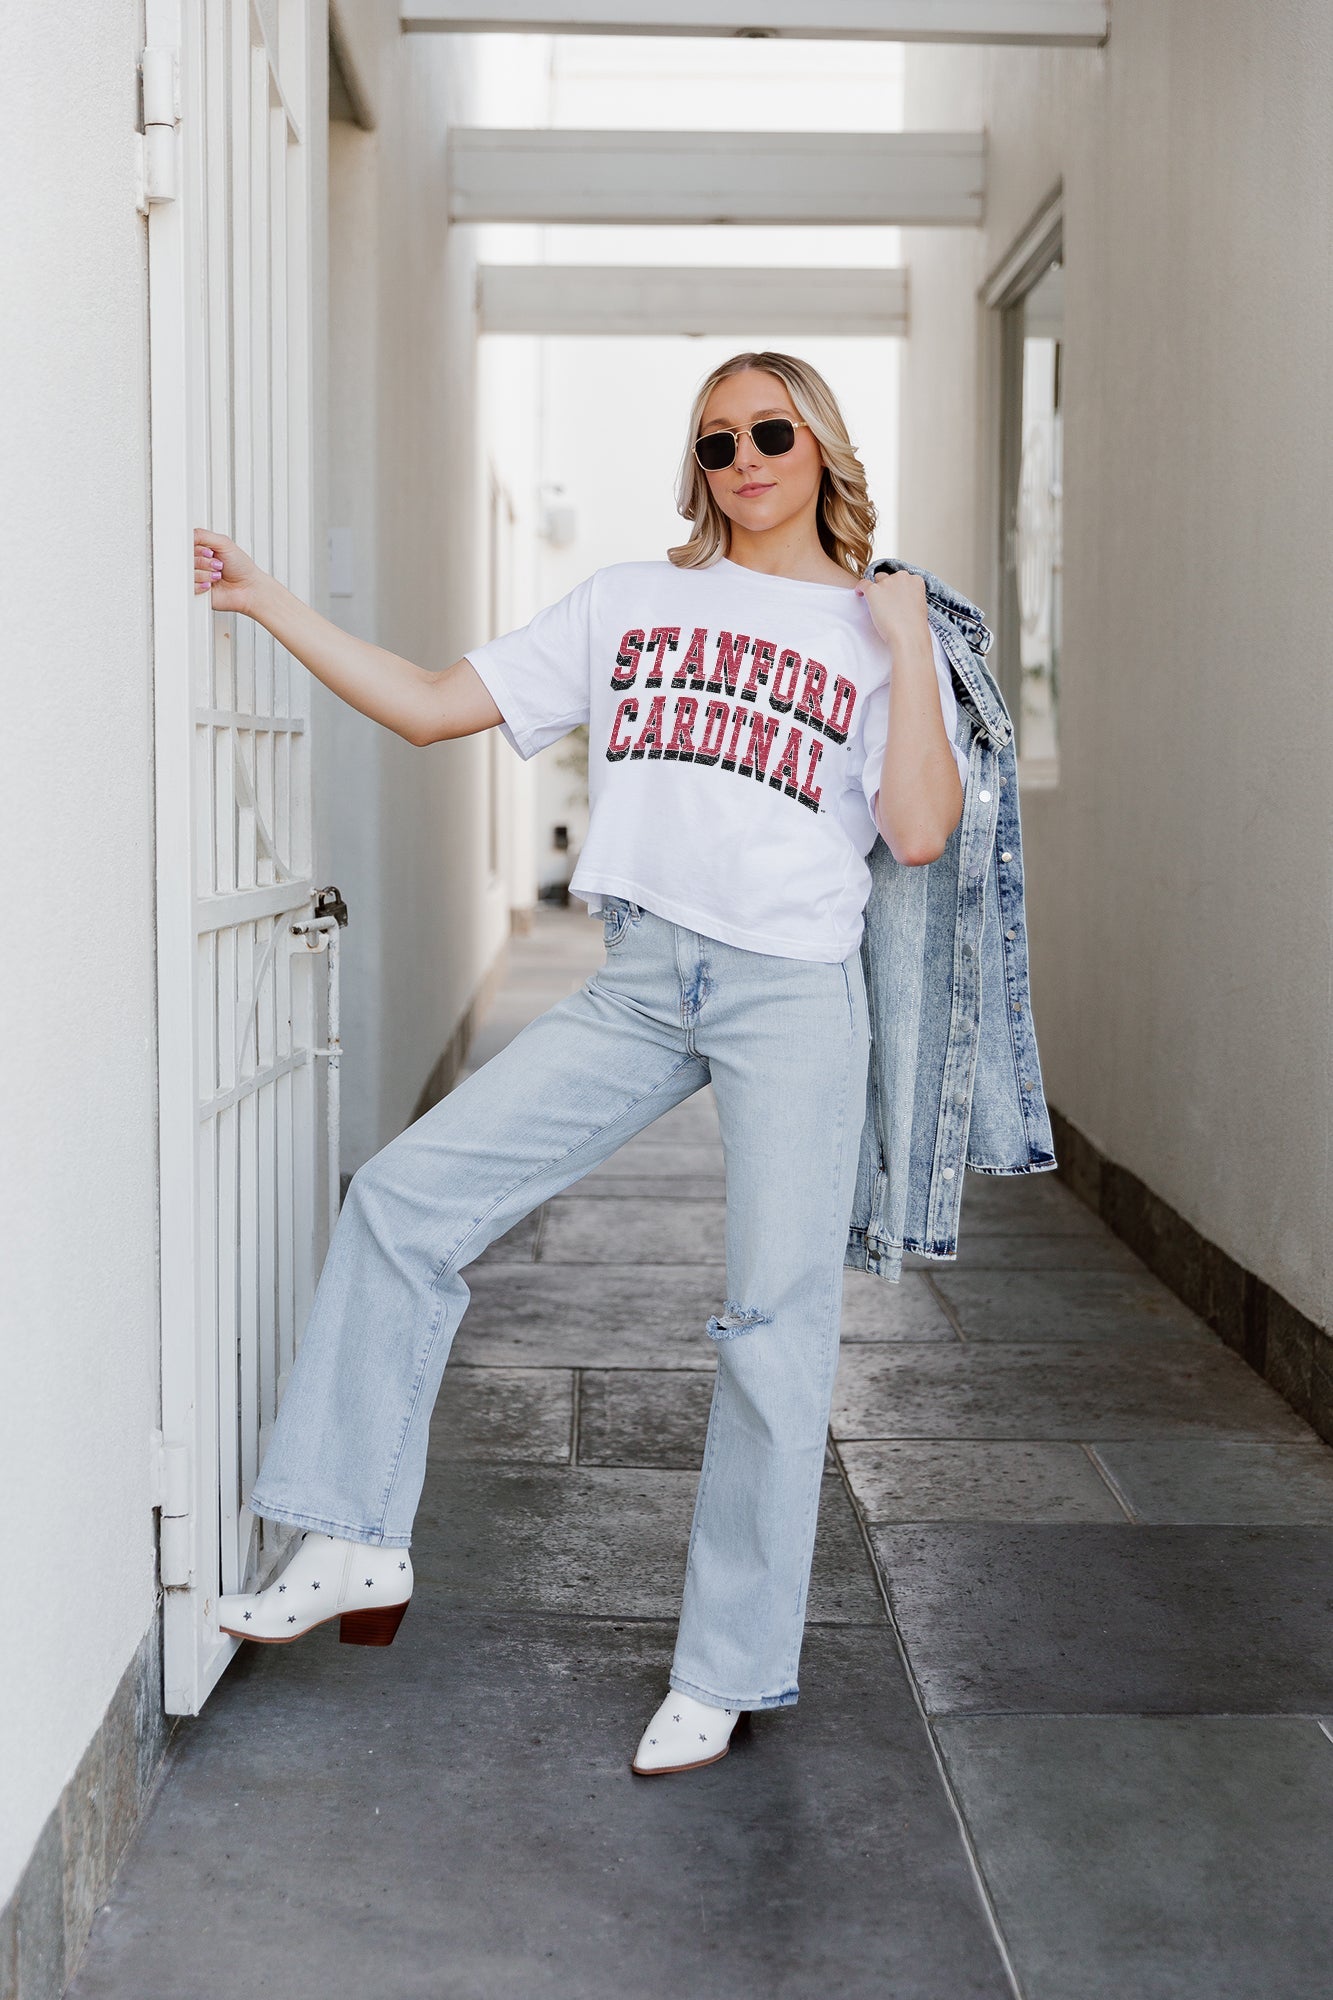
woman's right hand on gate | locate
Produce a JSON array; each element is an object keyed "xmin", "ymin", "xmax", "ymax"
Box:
[
  {"xmin": 190, "ymin": 526, "xmax": 501, "ymax": 747},
  {"xmin": 194, "ymin": 529, "xmax": 265, "ymax": 615}
]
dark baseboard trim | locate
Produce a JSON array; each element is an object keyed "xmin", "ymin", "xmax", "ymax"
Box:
[
  {"xmin": 408, "ymin": 941, "xmax": 510, "ymax": 1125},
  {"xmin": 408, "ymin": 1005, "xmax": 480, "ymax": 1126},
  {"xmin": 409, "ymin": 938, "xmax": 511, "ymax": 1127},
  {"xmin": 339, "ymin": 941, "xmax": 512, "ymax": 1208},
  {"xmin": 1049, "ymin": 1104, "xmax": 1333, "ymax": 1446},
  {"xmin": 1, "ymin": 1611, "xmax": 173, "ymax": 2000}
]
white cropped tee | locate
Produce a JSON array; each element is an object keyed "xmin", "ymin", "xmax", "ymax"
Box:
[{"xmin": 465, "ymin": 557, "xmax": 968, "ymax": 964}]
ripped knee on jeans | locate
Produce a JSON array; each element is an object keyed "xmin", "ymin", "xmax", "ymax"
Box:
[{"xmin": 705, "ymin": 1300, "xmax": 773, "ymax": 1341}]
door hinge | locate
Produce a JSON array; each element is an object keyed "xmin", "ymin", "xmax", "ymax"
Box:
[
  {"xmin": 136, "ymin": 47, "xmax": 179, "ymax": 213},
  {"xmin": 149, "ymin": 1429, "xmax": 194, "ymax": 1589}
]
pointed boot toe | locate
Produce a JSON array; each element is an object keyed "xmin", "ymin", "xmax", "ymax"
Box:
[{"xmin": 631, "ymin": 1690, "xmax": 741, "ymax": 1776}]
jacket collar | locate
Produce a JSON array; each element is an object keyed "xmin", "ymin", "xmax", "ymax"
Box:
[{"xmin": 865, "ymin": 555, "xmax": 1012, "ymax": 749}]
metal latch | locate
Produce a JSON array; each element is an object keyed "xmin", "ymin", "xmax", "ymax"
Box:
[
  {"xmin": 292, "ymin": 885, "xmax": 349, "ymax": 941},
  {"xmin": 313, "ymin": 885, "xmax": 349, "ymax": 928},
  {"xmin": 289, "ymin": 889, "xmax": 348, "ymax": 1239},
  {"xmin": 136, "ymin": 47, "xmax": 179, "ymax": 213}
]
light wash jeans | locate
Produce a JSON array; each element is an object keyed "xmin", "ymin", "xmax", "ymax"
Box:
[{"xmin": 251, "ymin": 900, "xmax": 870, "ymax": 1710}]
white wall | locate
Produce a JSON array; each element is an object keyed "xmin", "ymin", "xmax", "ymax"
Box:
[
  {"xmin": 898, "ymin": 0, "xmax": 1333, "ymax": 1329},
  {"xmin": 320, "ymin": 6, "xmax": 514, "ymax": 1169},
  {"xmin": 0, "ymin": 5, "xmax": 161, "ymax": 1907}
]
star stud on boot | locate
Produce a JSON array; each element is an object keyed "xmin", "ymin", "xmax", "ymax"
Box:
[
  {"xmin": 631, "ymin": 1690, "xmax": 742, "ymax": 1775},
  {"xmin": 217, "ymin": 1532, "xmax": 413, "ymax": 1646}
]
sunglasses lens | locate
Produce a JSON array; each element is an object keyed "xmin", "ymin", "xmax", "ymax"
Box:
[
  {"xmin": 694, "ymin": 431, "xmax": 737, "ymax": 471},
  {"xmin": 752, "ymin": 418, "xmax": 797, "ymax": 457}
]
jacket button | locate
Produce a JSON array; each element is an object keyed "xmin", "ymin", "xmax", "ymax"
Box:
[
  {"xmin": 979, "ymin": 789, "xmax": 992, "ymax": 802},
  {"xmin": 1000, "ymin": 850, "xmax": 1013, "ymax": 862},
  {"xmin": 1005, "ymin": 929, "xmax": 1016, "ymax": 940},
  {"xmin": 942, "ymin": 1166, "xmax": 956, "ymax": 1180}
]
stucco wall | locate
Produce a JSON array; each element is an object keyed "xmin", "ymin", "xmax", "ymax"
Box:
[
  {"xmin": 0, "ymin": 5, "xmax": 161, "ymax": 1906},
  {"xmin": 319, "ymin": 7, "xmax": 510, "ymax": 1169},
  {"xmin": 899, "ymin": 0, "xmax": 1333, "ymax": 1329}
]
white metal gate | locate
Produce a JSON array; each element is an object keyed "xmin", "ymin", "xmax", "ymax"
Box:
[{"xmin": 145, "ymin": 0, "xmax": 329, "ymax": 1714}]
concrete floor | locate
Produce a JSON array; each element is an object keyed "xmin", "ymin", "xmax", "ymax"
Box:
[{"xmin": 70, "ymin": 909, "xmax": 1333, "ymax": 1999}]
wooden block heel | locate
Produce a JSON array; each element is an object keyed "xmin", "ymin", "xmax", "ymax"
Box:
[{"xmin": 339, "ymin": 1600, "xmax": 410, "ymax": 1646}]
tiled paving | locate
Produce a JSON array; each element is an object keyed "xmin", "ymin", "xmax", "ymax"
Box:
[{"xmin": 69, "ymin": 909, "xmax": 1333, "ymax": 2000}]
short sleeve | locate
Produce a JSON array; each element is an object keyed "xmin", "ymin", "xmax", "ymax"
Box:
[
  {"xmin": 860, "ymin": 626, "xmax": 970, "ymax": 820},
  {"xmin": 464, "ymin": 574, "xmax": 595, "ymax": 760}
]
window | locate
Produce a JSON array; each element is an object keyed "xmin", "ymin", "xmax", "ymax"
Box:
[{"xmin": 990, "ymin": 206, "xmax": 1064, "ymax": 783}]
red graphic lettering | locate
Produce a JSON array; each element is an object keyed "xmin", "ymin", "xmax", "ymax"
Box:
[
  {"xmin": 824, "ymin": 673, "xmax": 857, "ymax": 744},
  {"xmin": 741, "ymin": 639, "xmax": 776, "ymax": 705},
  {"xmin": 663, "ymin": 695, "xmax": 699, "ymax": 761},
  {"xmin": 795, "ymin": 659, "xmax": 827, "ymax": 729},
  {"xmin": 613, "ymin": 630, "xmax": 645, "ymax": 687},
  {"xmin": 768, "ymin": 725, "xmax": 804, "ymax": 798},
  {"xmin": 601, "ymin": 619, "xmax": 850, "ymax": 824},
  {"xmin": 676, "ymin": 627, "xmax": 709, "ymax": 690},
  {"xmin": 607, "ymin": 696, "xmax": 638, "ymax": 761},
  {"xmin": 630, "ymin": 694, "xmax": 667, "ymax": 760},
  {"xmin": 719, "ymin": 704, "xmax": 748, "ymax": 773},
  {"xmin": 798, "ymin": 737, "xmax": 825, "ymax": 813},
  {"xmin": 770, "ymin": 648, "xmax": 802, "ymax": 713},
  {"xmin": 645, "ymin": 626, "xmax": 681, "ymax": 688},
  {"xmin": 694, "ymin": 699, "xmax": 730, "ymax": 766},
  {"xmin": 739, "ymin": 711, "xmax": 779, "ymax": 781},
  {"xmin": 707, "ymin": 631, "xmax": 750, "ymax": 698}
]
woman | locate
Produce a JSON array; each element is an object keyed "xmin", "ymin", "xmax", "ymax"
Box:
[{"xmin": 197, "ymin": 351, "xmax": 970, "ymax": 1777}]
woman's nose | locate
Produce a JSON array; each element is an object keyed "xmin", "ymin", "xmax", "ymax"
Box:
[{"xmin": 734, "ymin": 429, "xmax": 763, "ymax": 473}]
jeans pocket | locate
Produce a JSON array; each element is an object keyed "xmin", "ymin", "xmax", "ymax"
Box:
[{"xmin": 602, "ymin": 896, "xmax": 632, "ymax": 947}]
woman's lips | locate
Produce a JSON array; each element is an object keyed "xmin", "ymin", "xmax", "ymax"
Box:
[{"xmin": 736, "ymin": 482, "xmax": 776, "ymax": 496}]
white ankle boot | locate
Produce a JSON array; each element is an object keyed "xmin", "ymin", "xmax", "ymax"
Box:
[
  {"xmin": 631, "ymin": 1690, "xmax": 742, "ymax": 1775},
  {"xmin": 217, "ymin": 1532, "xmax": 413, "ymax": 1647}
]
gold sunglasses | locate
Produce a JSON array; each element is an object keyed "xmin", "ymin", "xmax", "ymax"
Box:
[{"xmin": 693, "ymin": 417, "xmax": 809, "ymax": 472}]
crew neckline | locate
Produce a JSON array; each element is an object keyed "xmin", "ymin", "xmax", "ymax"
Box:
[{"xmin": 714, "ymin": 555, "xmax": 863, "ymax": 596}]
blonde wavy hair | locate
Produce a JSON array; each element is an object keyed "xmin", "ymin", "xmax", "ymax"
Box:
[{"xmin": 669, "ymin": 350, "xmax": 876, "ymax": 577}]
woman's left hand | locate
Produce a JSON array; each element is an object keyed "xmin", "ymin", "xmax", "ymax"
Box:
[{"xmin": 856, "ymin": 568, "xmax": 928, "ymax": 646}]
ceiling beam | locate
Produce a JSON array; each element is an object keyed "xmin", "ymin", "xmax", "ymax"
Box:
[
  {"xmin": 477, "ymin": 264, "xmax": 909, "ymax": 335},
  {"xmin": 449, "ymin": 129, "xmax": 985, "ymax": 225},
  {"xmin": 403, "ymin": 1, "xmax": 1107, "ymax": 46}
]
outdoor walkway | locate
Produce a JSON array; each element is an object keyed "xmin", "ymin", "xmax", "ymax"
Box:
[{"xmin": 71, "ymin": 909, "xmax": 1333, "ymax": 2000}]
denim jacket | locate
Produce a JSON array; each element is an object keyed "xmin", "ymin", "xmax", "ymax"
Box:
[{"xmin": 845, "ymin": 556, "xmax": 1057, "ymax": 1283}]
